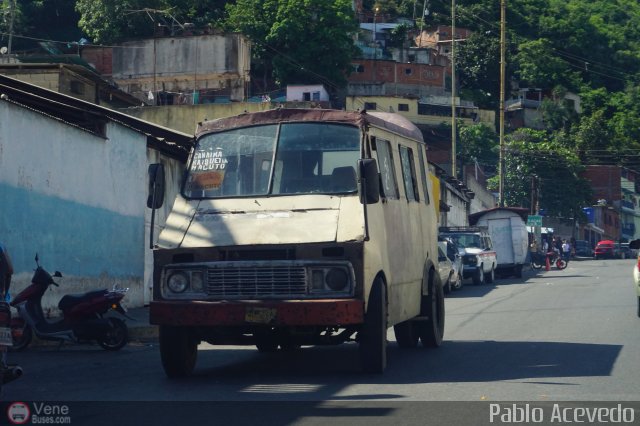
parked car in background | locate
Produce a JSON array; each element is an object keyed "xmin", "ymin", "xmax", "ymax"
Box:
[
  {"xmin": 439, "ymin": 226, "xmax": 497, "ymax": 285},
  {"xmin": 619, "ymin": 242, "xmax": 631, "ymax": 259},
  {"xmin": 437, "ymin": 245, "xmax": 456, "ymax": 294},
  {"xmin": 594, "ymin": 240, "xmax": 620, "ymax": 259},
  {"xmin": 573, "ymin": 240, "xmax": 593, "ymax": 258},
  {"xmin": 629, "ymin": 239, "xmax": 640, "ymax": 317},
  {"xmin": 438, "ymin": 239, "xmax": 463, "ymax": 291}
]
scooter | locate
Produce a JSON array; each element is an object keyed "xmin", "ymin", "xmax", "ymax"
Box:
[
  {"xmin": 10, "ymin": 254, "xmax": 131, "ymax": 351},
  {"xmin": 0, "ymin": 243, "xmax": 22, "ymax": 393}
]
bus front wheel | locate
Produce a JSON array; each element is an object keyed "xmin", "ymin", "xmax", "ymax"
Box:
[{"xmin": 359, "ymin": 278, "xmax": 387, "ymax": 373}]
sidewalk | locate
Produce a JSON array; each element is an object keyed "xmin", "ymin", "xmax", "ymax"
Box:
[{"xmin": 125, "ymin": 305, "xmax": 158, "ymax": 342}]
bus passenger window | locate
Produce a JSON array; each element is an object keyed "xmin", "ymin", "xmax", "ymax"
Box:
[
  {"xmin": 375, "ymin": 139, "xmax": 399, "ymax": 199},
  {"xmin": 399, "ymin": 145, "xmax": 419, "ymax": 202}
]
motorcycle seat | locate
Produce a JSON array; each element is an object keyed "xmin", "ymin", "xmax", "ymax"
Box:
[{"xmin": 58, "ymin": 289, "xmax": 108, "ymax": 311}]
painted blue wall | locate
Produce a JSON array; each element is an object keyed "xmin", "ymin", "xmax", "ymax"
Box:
[{"xmin": 0, "ymin": 183, "xmax": 144, "ymax": 278}]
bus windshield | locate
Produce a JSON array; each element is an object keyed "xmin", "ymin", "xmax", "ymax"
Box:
[{"xmin": 184, "ymin": 123, "xmax": 361, "ymax": 198}]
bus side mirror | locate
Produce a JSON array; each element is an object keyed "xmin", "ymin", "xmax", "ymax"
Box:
[
  {"xmin": 147, "ymin": 163, "xmax": 165, "ymax": 209},
  {"xmin": 358, "ymin": 159, "xmax": 380, "ymax": 204}
]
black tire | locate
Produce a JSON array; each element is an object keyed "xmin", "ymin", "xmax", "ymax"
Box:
[
  {"xmin": 485, "ymin": 266, "xmax": 495, "ymax": 283},
  {"xmin": 98, "ymin": 318, "xmax": 128, "ymax": 351},
  {"xmin": 255, "ymin": 331, "xmax": 279, "ymax": 353},
  {"xmin": 637, "ymin": 296, "xmax": 640, "ymax": 318},
  {"xmin": 443, "ymin": 276, "xmax": 452, "ymax": 294},
  {"xmin": 359, "ymin": 278, "xmax": 387, "ymax": 373},
  {"xmin": 556, "ymin": 259, "xmax": 568, "ymax": 270},
  {"xmin": 452, "ymin": 273, "xmax": 463, "ymax": 290},
  {"xmin": 394, "ymin": 320, "xmax": 418, "ymax": 348},
  {"xmin": 10, "ymin": 322, "xmax": 32, "ymax": 352},
  {"xmin": 472, "ymin": 267, "xmax": 484, "ymax": 285},
  {"xmin": 159, "ymin": 325, "xmax": 198, "ymax": 378},
  {"xmin": 417, "ymin": 270, "xmax": 445, "ymax": 348}
]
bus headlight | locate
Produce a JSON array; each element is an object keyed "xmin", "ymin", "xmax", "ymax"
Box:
[
  {"xmin": 167, "ymin": 272, "xmax": 189, "ymax": 293},
  {"xmin": 325, "ymin": 268, "xmax": 348, "ymax": 291},
  {"xmin": 309, "ymin": 266, "xmax": 352, "ymax": 294}
]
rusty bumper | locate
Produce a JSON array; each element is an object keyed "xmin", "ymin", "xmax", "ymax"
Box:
[{"xmin": 150, "ymin": 299, "xmax": 364, "ymax": 327}]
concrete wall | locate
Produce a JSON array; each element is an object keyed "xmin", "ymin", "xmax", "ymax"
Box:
[
  {"xmin": 120, "ymin": 102, "xmax": 275, "ymax": 135},
  {"xmin": 348, "ymin": 59, "xmax": 445, "ymax": 88},
  {"xmin": 111, "ymin": 34, "xmax": 251, "ymax": 103},
  {"xmin": 0, "ymin": 100, "xmax": 182, "ymax": 312}
]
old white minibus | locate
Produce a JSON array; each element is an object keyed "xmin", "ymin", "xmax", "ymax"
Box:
[{"xmin": 147, "ymin": 108, "xmax": 444, "ymax": 376}]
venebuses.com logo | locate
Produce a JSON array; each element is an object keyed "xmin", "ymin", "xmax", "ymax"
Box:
[
  {"xmin": 7, "ymin": 402, "xmax": 30, "ymax": 425},
  {"xmin": 7, "ymin": 401, "xmax": 71, "ymax": 424}
]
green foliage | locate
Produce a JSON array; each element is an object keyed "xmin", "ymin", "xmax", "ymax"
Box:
[
  {"xmin": 457, "ymin": 122, "xmax": 498, "ymax": 173},
  {"xmin": 488, "ymin": 128, "xmax": 591, "ymax": 216},
  {"xmin": 75, "ymin": 0, "xmax": 227, "ymax": 43},
  {"xmin": 455, "ymin": 32, "xmax": 501, "ymax": 110},
  {"xmin": 225, "ymin": 0, "xmax": 358, "ymax": 90},
  {"xmin": 1, "ymin": 0, "xmax": 82, "ymax": 51}
]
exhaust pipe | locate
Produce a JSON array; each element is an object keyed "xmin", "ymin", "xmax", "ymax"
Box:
[{"xmin": 2, "ymin": 365, "xmax": 23, "ymax": 384}]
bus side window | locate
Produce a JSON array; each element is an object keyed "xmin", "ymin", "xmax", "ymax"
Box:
[
  {"xmin": 373, "ymin": 138, "xmax": 399, "ymax": 200},
  {"xmin": 417, "ymin": 144, "xmax": 431, "ymax": 205},
  {"xmin": 399, "ymin": 145, "xmax": 419, "ymax": 202}
]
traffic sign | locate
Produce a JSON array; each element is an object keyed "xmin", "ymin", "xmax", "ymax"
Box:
[{"xmin": 527, "ymin": 215, "xmax": 542, "ymax": 227}]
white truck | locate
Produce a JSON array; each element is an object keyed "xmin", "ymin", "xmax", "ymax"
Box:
[{"xmin": 468, "ymin": 207, "xmax": 530, "ymax": 278}]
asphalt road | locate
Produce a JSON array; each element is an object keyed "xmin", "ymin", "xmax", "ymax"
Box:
[{"xmin": 3, "ymin": 259, "xmax": 639, "ymax": 425}]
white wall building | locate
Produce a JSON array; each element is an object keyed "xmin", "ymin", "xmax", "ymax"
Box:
[{"xmin": 0, "ymin": 75, "xmax": 192, "ymax": 312}]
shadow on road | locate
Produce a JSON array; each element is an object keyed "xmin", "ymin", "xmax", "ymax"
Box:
[{"xmin": 184, "ymin": 338, "xmax": 621, "ymax": 393}]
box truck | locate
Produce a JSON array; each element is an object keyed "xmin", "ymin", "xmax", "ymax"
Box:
[{"xmin": 468, "ymin": 207, "xmax": 530, "ymax": 278}]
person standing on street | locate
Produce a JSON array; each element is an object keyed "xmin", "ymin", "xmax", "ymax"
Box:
[{"xmin": 562, "ymin": 239, "xmax": 571, "ymax": 261}]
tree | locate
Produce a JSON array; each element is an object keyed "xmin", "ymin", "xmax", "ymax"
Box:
[
  {"xmin": 75, "ymin": 0, "xmax": 227, "ymax": 43},
  {"xmin": 455, "ymin": 31, "xmax": 502, "ymax": 110},
  {"xmin": 1, "ymin": 0, "xmax": 82, "ymax": 52},
  {"xmin": 488, "ymin": 128, "xmax": 591, "ymax": 217},
  {"xmin": 513, "ymin": 39, "xmax": 581, "ymax": 91},
  {"xmin": 225, "ymin": 0, "xmax": 359, "ymax": 92},
  {"xmin": 457, "ymin": 122, "xmax": 499, "ymax": 176}
]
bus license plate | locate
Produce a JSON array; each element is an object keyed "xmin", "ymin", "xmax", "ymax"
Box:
[
  {"xmin": 0, "ymin": 327, "xmax": 13, "ymax": 347},
  {"xmin": 245, "ymin": 307, "xmax": 277, "ymax": 324}
]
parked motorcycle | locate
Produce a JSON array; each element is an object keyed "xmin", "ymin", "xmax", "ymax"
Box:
[
  {"xmin": 10, "ymin": 254, "xmax": 130, "ymax": 351},
  {"xmin": 531, "ymin": 250, "xmax": 568, "ymax": 270},
  {"xmin": 0, "ymin": 243, "xmax": 22, "ymax": 393}
]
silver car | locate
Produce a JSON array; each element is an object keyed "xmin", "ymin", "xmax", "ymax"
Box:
[{"xmin": 438, "ymin": 240, "xmax": 463, "ymax": 293}]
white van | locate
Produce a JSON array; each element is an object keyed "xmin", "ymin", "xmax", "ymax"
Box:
[{"xmin": 147, "ymin": 108, "xmax": 443, "ymax": 376}]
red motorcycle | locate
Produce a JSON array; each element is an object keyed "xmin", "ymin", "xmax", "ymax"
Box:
[
  {"xmin": 10, "ymin": 254, "xmax": 130, "ymax": 351},
  {"xmin": 531, "ymin": 250, "xmax": 568, "ymax": 270}
]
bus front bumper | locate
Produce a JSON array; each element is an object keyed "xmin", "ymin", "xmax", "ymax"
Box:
[{"xmin": 150, "ymin": 299, "xmax": 364, "ymax": 327}]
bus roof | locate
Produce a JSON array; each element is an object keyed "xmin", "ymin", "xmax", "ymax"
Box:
[{"xmin": 196, "ymin": 108, "xmax": 424, "ymax": 143}]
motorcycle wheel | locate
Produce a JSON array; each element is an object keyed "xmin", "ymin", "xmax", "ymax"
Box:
[
  {"xmin": 10, "ymin": 322, "xmax": 32, "ymax": 352},
  {"xmin": 98, "ymin": 318, "xmax": 128, "ymax": 351},
  {"xmin": 556, "ymin": 259, "xmax": 568, "ymax": 270},
  {"xmin": 531, "ymin": 261, "xmax": 542, "ymax": 270}
]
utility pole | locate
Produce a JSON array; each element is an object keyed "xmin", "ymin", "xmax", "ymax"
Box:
[
  {"xmin": 7, "ymin": 0, "xmax": 15, "ymax": 54},
  {"xmin": 451, "ymin": 0, "xmax": 457, "ymax": 178},
  {"xmin": 498, "ymin": 0, "xmax": 506, "ymax": 206}
]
